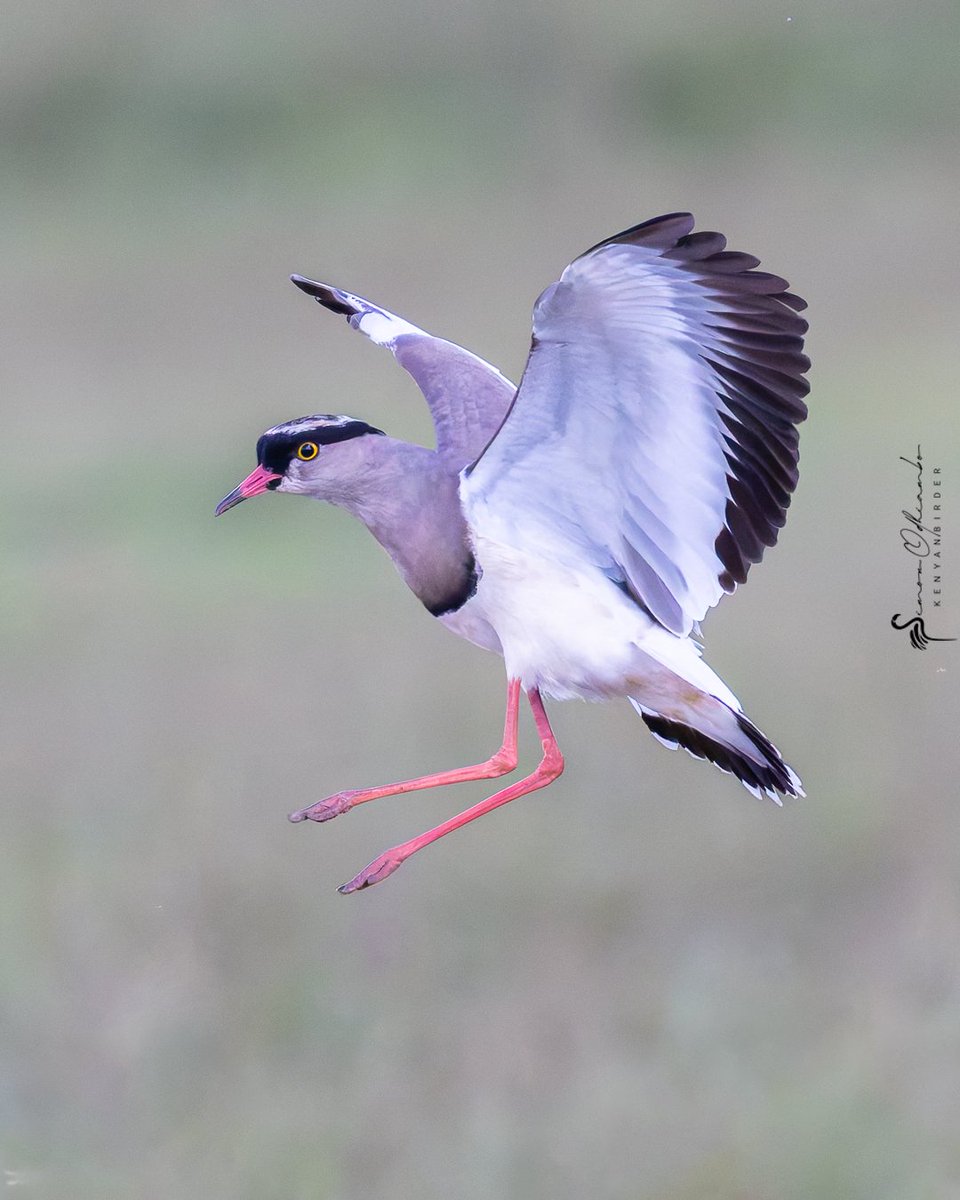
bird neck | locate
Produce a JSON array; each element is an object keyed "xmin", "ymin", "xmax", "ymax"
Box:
[{"xmin": 338, "ymin": 438, "xmax": 477, "ymax": 617}]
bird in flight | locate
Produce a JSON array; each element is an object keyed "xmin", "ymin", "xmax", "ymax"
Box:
[{"xmin": 216, "ymin": 212, "xmax": 809, "ymax": 893}]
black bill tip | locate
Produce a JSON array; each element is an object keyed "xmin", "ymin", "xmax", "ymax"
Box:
[{"xmin": 214, "ymin": 486, "xmax": 245, "ymax": 516}]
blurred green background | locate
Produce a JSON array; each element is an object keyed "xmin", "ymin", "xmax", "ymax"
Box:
[{"xmin": 4, "ymin": 0, "xmax": 960, "ymax": 1196}]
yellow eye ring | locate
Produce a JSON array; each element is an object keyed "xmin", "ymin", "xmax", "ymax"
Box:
[{"xmin": 297, "ymin": 441, "xmax": 319, "ymax": 461}]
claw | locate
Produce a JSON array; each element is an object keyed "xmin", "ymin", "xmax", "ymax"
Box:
[
  {"xmin": 288, "ymin": 791, "xmax": 357, "ymax": 824},
  {"xmin": 337, "ymin": 851, "xmax": 405, "ymax": 893}
]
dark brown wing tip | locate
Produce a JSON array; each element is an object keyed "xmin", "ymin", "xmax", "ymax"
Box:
[
  {"xmin": 290, "ymin": 275, "xmax": 357, "ymax": 318},
  {"xmin": 585, "ymin": 214, "xmax": 808, "ymax": 313},
  {"xmin": 290, "ymin": 273, "xmax": 322, "ymax": 294},
  {"xmin": 583, "ymin": 211, "xmax": 696, "ymax": 257}
]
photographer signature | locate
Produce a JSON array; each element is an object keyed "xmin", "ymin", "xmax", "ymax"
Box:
[{"xmin": 893, "ymin": 448, "xmax": 954, "ymax": 650}]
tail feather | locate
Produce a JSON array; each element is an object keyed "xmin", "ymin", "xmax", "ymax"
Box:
[{"xmin": 631, "ymin": 698, "xmax": 804, "ymax": 803}]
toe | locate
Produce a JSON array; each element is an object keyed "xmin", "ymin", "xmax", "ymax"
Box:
[
  {"xmin": 289, "ymin": 792, "xmax": 353, "ymax": 824},
  {"xmin": 338, "ymin": 851, "xmax": 404, "ymax": 893}
]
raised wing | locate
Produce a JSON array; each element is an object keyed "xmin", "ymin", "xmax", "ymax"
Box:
[
  {"xmin": 462, "ymin": 213, "xmax": 809, "ymax": 637},
  {"xmin": 291, "ymin": 275, "xmax": 516, "ymax": 471}
]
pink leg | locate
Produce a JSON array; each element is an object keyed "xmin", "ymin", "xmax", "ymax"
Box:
[
  {"xmin": 338, "ymin": 688, "xmax": 564, "ymax": 893},
  {"xmin": 289, "ymin": 679, "xmax": 522, "ymax": 824}
]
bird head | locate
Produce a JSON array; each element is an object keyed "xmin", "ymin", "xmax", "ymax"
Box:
[{"xmin": 215, "ymin": 414, "xmax": 386, "ymax": 515}]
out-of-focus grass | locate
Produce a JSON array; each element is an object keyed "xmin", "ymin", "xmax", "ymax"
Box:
[{"xmin": 3, "ymin": 1, "xmax": 960, "ymax": 1197}]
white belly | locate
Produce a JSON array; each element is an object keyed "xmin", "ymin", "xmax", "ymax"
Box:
[
  {"xmin": 440, "ymin": 535, "xmax": 655, "ymax": 700},
  {"xmin": 439, "ymin": 534, "xmax": 740, "ymax": 709}
]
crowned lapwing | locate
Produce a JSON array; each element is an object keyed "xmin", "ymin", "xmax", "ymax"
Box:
[{"xmin": 216, "ymin": 213, "xmax": 809, "ymax": 892}]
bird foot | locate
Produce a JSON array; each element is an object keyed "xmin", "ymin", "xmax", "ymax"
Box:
[
  {"xmin": 288, "ymin": 790, "xmax": 357, "ymax": 824},
  {"xmin": 338, "ymin": 850, "xmax": 405, "ymax": 894}
]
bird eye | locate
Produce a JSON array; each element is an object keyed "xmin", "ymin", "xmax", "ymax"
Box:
[{"xmin": 297, "ymin": 441, "xmax": 319, "ymax": 461}]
